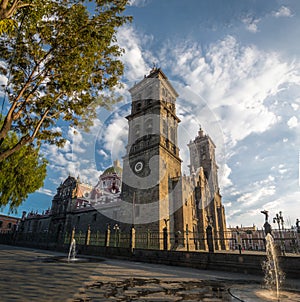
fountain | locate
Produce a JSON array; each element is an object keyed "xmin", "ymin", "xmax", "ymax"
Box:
[
  {"xmin": 68, "ymin": 238, "xmax": 77, "ymax": 262},
  {"xmin": 228, "ymin": 210, "xmax": 299, "ymax": 301},
  {"xmin": 260, "ymin": 210, "xmax": 284, "ymax": 300},
  {"xmin": 262, "ymin": 233, "xmax": 285, "ymax": 301},
  {"xmin": 41, "ymin": 237, "xmax": 104, "ymax": 263}
]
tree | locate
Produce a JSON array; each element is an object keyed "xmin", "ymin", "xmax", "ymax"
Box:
[
  {"xmin": 0, "ymin": 125, "xmax": 47, "ymax": 211},
  {"xmin": 0, "ymin": 0, "xmax": 34, "ymax": 34},
  {"xmin": 0, "ymin": 0, "xmax": 131, "ymax": 162}
]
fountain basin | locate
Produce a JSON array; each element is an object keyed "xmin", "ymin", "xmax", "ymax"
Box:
[
  {"xmin": 229, "ymin": 284, "xmax": 300, "ymax": 302},
  {"xmin": 41, "ymin": 256, "xmax": 105, "ymax": 263}
]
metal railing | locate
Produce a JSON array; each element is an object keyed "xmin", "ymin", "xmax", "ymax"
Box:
[{"xmin": 0, "ymin": 228, "xmax": 299, "ymax": 255}]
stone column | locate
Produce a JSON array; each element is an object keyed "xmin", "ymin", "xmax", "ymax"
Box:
[
  {"xmin": 130, "ymin": 225, "xmax": 136, "ymax": 252},
  {"xmin": 85, "ymin": 225, "xmax": 91, "ymax": 246},
  {"xmin": 105, "ymin": 224, "xmax": 111, "ymax": 247}
]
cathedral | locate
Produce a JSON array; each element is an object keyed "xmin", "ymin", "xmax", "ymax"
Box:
[{"xmin": 19, "ymin": 68, "xmax": 228, "ymax": 251}]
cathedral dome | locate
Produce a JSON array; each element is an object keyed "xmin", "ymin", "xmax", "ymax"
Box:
[
  {"xmin": 102, "ymin": 165, "xmax": 122, "ymax": 177},
  {"xmin": 102, "ymin": 160, "xmax": 122, "ymax": 177}
]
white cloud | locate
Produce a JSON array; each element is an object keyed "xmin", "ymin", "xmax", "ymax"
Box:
[
  {"xmin": 242, "ymin": 17, "xmax": 260, "ymax": 33},
  {"xmin": 44, "ymin": 144, "xmax": 69, "ymax": 167},
  {"xmin": 272, "ymin": 6, "xmax": 293, "ymax": 18},
  {"xmin": 77, "ymin": 165, "xmax": 99, "ymax": 185},
  {"xmin": 237, "ymin": 185, "xmax": 276, "ymax": 206},
  {"xmin": 277, "ymin": 164, "xmax": 288, "ymax": 175},
  {"xmin": 0, "ymin": 75, "xmax": 7, "ymax": 89},
  {"xmin": 41, "ymin": 124, "xmax": 101, "ymax": 187},
  {"xmin": 291, "ymin": 103, "xmax": 299, "ymax": 111},
  {"xmin": 102, "ymin": 112, "xmax": 128, "ymax": 162},
  {"xmin": 127, "ymin": 0, "xmax": 151, "ymax": 7},
  {"xmin": 225, "ymin": 173, "xmax": 278, "ymax": 225},
  {"xmin": 97, "ymin": 149, "xmax": 109, "ymax": 158},
  {"xmin": 0, "ymin": 61, "xmax": 8, "ymax": 93},
  {"xmin": 116, "ymin": 26, "xmax": 151, "ymax": 82},
  {"xmin": 37, "ymin": 188, "xmax": 53, "ymax": 196},
  {"xmin": 50, "ymin": 126, "xmax": 62, "ymax": 133},
  {"xmin": 223, "ymin": 201, "xmax": 232, "ymax": 208},
  {"xmin": 65, "ymin": 152, "xmax": 76, "ymax": 161},
  {"xmin": 67, "ymin": 127, "xmax": 86, "ymax": 153},
  {"xmin": 88, "ymin": 117, "xmax": 103, "ymax": 137},
  {"xmin": 287, "ymin": 116, "xmax": 298, "ymax": 128},
  {"xmin": 219, "ymin": 164, "xmax": 232, "ymax": 189}
]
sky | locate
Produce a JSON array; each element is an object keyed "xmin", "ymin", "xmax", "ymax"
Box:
[{"xmin": 1, "ymin": 0, "xmax": 300, "ymax": 229}]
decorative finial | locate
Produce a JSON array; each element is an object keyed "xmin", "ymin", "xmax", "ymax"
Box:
[
  {"xmin": 150, "ymin": 62, "xmax": 158, "ymax": 73},
  {"xmin": 198, "ymin": 126, "xmax": 204, "ymax": 137}
]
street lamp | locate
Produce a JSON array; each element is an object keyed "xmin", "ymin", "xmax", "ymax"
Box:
[
  {"xmin": 185, "ymin": 224, "xmax": 189, "ymax": 252},
  {"xmin": 273, "ymin": 211, "xmax": 284, "ymax": 230},
  {"xmin": 273, "ymin": 211, "xmax": 285, "ymax": 255},
  {"xmin": 113, "ymin": 224, "xmax": 120, "ymax": 247},
  {"xmin": 296, "ymin": 218, "xmax": 300, "ymax": 233}
]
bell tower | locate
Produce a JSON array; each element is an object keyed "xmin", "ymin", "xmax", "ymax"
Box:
[
  {"xmin": 121, "ymin": 67, "xmax": 182, "ymax": 242},
  {"xmin": 188, "ymin": 127, "xmax": 219, "ymax": 195}
]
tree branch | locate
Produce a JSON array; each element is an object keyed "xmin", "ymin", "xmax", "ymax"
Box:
[
  {"xmin": 0, "ymin": 51, "xmax": 52, "ymax": 142},
  {"xmin": 0, "ymin": 0, "xmax": 33, "ymax": 20},
  {"xmin": 0, "ymin": 108, "xmax": 50, "ymax": 162}
]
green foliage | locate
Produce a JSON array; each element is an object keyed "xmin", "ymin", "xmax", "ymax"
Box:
[
  {"xmin": 0, "ymin": 128, "xmax": 47, "ymax": 211},
  {"xmin": 0, "ymin": 18, "xmax": 16, "ymax": 34},
  {"xmin": 0, "ymin": 0, "xmax": 131, "ymax": 161},
  {"xmin": 0, "ymin": 0, "xmax": 33, "ymax": 34}
]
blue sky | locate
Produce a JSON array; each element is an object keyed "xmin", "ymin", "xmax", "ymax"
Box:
[{"xmin": 1, "ymin": 0, "xmax": 300, "ymax": 229}]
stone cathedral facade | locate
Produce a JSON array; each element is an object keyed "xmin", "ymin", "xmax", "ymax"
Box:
[{"xmin": 19, "ymin": 68, "xmax": 228, "ymax": 251}]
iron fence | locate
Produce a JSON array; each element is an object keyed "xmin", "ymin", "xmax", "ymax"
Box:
[
  {"xmin": 89, "ymin": 231, "xmax": 106, "ymax": 246},
  {"xmin": 0, "ymin": 227, "xmax": 299, "ymax": 255},
  {"xmin": 74, "ymin": 231, "xmax": 86, "ymax": 245}
]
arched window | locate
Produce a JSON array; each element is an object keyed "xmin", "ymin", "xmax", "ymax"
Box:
[
  {"xmin": 163, "ymin": 120, "xmax": 167, "ymax": 136},
  {"xmin": 136, "ymin": 102, "xmax": 141, "ymax": 111}
]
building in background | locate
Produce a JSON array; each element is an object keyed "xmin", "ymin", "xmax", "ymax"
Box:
[{"xmin": 0, "ymin": 214, "xmax": 20, "ymax": 233}]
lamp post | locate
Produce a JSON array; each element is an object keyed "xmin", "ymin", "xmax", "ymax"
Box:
[
  {"xmin": 296, "ymin": 218, "xmax": 300, "ymax": 233},
  {"xmin": 273, "ymin": 211, "xmax": 285, "ymax": 255},
  {"xmin": 185, "ymin": 224, "xmax": 189, "ymax": 252},
  {"xmin": 113, "ymin": 224, "xmax": 120, "ymax": 247}
]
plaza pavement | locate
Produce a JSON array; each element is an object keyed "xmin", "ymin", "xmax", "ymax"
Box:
[{"xmin": 0, "ymin": 244, "xmax": 299, "ymax": 301}]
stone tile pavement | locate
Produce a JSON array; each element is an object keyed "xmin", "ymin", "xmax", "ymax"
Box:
[{"xmin": 0, "ymin": 244, "xmax": 299, "ymax": 301}]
